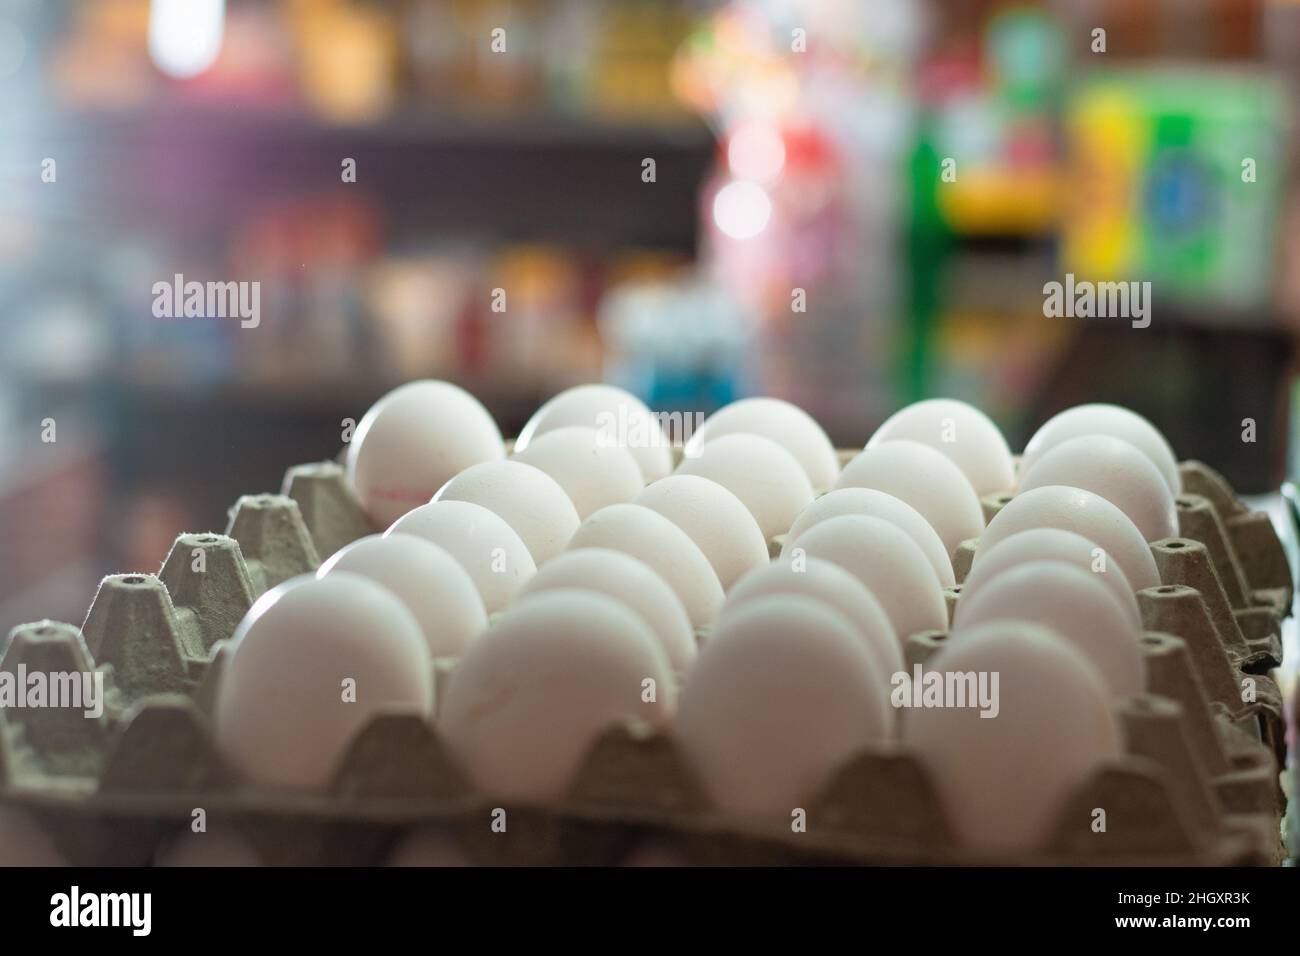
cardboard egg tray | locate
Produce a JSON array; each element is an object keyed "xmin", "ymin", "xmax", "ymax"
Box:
[{"xmin": 0, "ymin": 456, "xmax": 1291, "ymax": 866}]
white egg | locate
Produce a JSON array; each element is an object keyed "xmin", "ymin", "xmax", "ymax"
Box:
[
  {"xmin": 782, "ymin": 487, "xmax": 954, "ymax": 588},
  {"xmin": 385, "ymin": 828, "xmax": 472, "ymax": 867},
  {"xmin": 952, "ymin": 560, "xmax": 1144, "ymax": 697},
  {"xmin": 1020, "ymin": 403, "xmax": 1180, "ymax": 494},
  {"xmin": 675, "ymin": 432, "xmax": 814, "ymax": 540},
  {"xmin": 724, "ymin": 557, "xmax": 902, "ymax": 681},
  {"xmin": 0, "ymin": 806, "xmax": 65, "ymax": 866},
  {"xmin": 1018, "ymin": 435, "xmax": 1178, "ymax": 542},
  {"xmin": 520, "ymin": 548, "xmax": 696, "ymax": 672},
  {"xmin": 791, "ymin": 514, "xmax": 947, "ymax": 641},
  {"xmin": 977, "ymin": 485, "xmax": 1159, "ymax": 591},
  {"xmin": 684, "ymin": 397, "xmax": 840, "ymax": 489},
  {"xmin": 214, "ymin": 573, "xmax": 435, "ymax": 790},
  {"xmin": 317, "ymin": 534, "xmax": 487, "ymax": 658},
  {"xmin": 433, "ymin": 460, "xmax": 579, "ymax": 565},
  {"xmin": 515, "ymin": 383, "xmax": 671, "ymax": 482},
  {"xmin": 439, "ymin": 589, "xmax": 675, "ymax": 801},
  {"xmin": 634, "ymin": 474, "xmax": 768, "ymax": 591},
  {"xmin": 510, "ymin": 425, "xmax": 645, "ymax": 520},
  {"xmin": 835, "ymin": 440, "xmax": 984, "ymax": 555},
  {"xmin": 566, "ymin": 504, "xmax": 724, "ymax": 629},
  {"xmin": 386, "ymin": 500, "xmax": 535, "ymax": 614},
  {"xmin": 902, "ymin": 620, "xmax": 1120, "ymax": 853},
  {"xmin": 963, "ymin": 527, "xmax": 1140, "ymax": 628},
  {"xmin": 868, "ymin": 398, "xmax": 1015, "ymax": 497},
  {"xmin": 675, "ymin": 594, "xmax": 893, "ymax": 818},
  {"xmin": 155, "ymin": 828, "xmax": 262, "ymax": 867},
  {"xmin": 345, "ymin": 380, "xmax": 504, "ymax": 527}
]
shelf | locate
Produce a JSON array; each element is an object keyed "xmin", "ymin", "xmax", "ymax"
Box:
[{"xmin": 35, "ymin": 103, "xmax": 717, "ymax": 254}]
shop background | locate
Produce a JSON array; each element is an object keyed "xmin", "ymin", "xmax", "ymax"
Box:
[{"xmin": 2, "ymin": 0, "xmax": 1299, "ymax": 633}]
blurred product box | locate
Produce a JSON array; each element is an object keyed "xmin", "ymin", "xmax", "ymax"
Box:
[{"xmin": 1064, "ymin": 69, "xmax": 1288, "ymax": 319}]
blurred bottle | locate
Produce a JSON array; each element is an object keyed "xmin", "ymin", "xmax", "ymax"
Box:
[
  {"xmin": 290, "ymin": 0, "xmax": 399, "ymax": 123},
  {"xmin": 401, "ymin": 0, "xmax": 461, "ymax": 102},
  {"xmin": 599, "ymin": 275, "xmax": 754, "ymax": 415},
  {"xmin": 489, "ymin": 246, "xmax": 584, "ymax": 380},
  {"xmin": 466, "ymin": 0, "xmax": 545, "ymax": 109},
  {"xmin": 541, "ymin": 0, "xmax": 598, "ymax": 113}
]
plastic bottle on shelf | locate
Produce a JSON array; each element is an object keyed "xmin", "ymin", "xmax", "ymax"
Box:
[{"xmin": 598, "ymin": 275, "xmax": 755, "ymax": 424}]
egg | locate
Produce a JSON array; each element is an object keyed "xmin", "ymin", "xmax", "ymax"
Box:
[
  {"xmin": 317, "ymin": 534, "xmax": 487, "ymax": 658},
  {"xmin": 214, "ymin": 573, "xmax": 435, "ymax": 789},
  {"xmin": 977, "ymin": 485, "xmax": 1159, "ymax": 591},
  {"xmin": 835, "ymin": 440, "xmax": 984, "ymax": 555},
  {"xmin": 345, "ymin": 380, "xmax": 505, "ymax": 527},
  {"xmin": 519, "ymin": 548, "xmax": 696, "ymax": 672},
  {"xmin": 675, "ymin": 432, "xmax": 814, "ymax": 540},
  {"xmin": 0, "ymin": 806, "xmax": 65, "ymax": 866},
  {"xmin": 386, "ymin": 500, "xmax": 535, "ymax": 614},
  {"xmin": 433, "ymin": 460, "xmax": 579, "ymax": 565},
  {"xmin": 1020, "ymin": 403, "xmax": 1180, "ymax": 494},
  {"xmin": 782, "ymin": 487, "xmax": 955, "ymax": 588},
  {"xmin": 867, "ymin": 398, "xmax": 1015, "ymax": 497},
  {"xmin": 684, "ymin": 396, "xmax": 840, "ymax": 489},
  {"xmin": 385, "ymin": 828, "xmax": 472, "ymax": 867},
  {"xmin": 790, "ymin": 514, "xmax": 947, "ymax": 641},
  {"xmin": 675, "ymin": 594, "xmax": 893, "ymax": 818},
  {"xmin": 962, "ymin": 527, "xmax": 1140, "ymax": 628},
  {"xmin": 510, "ymin": 425, "xmax": 644, "ymax": 520},
  {"xmin": 724, "ymin": 557, "xmax": 902, "ymax": 681},
  {"xmin": 952, "ymin": 560, "xmax": 1144, "ymax": 697},
  {"xmin": 633, "ymin": 474, "xmax": 768, "ymax": 591},
  {"xmin": 154, "ymin": 828, "xmax": 262, "ymax": 867},
  {"xmin": 902, "ymin": 620, "xmax": 1120, "ymax": 852},
  {"xmin": 1018, "ymin": 435, "xmax": 1178, "ymax": 542},
  {"xmin": 438, "ymin": 589, "xmax": 675, "ymax": 801},
  {"xmin": 566, "ymin": 504, "xmax": 724, "ymax": 628},
  {"xmin": 515, "ymin": 383, "xmax": 672, "ymax": 482}
]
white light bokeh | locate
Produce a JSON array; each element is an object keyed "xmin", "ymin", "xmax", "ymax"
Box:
[
  {"xmin": 712, "ymin": 180, "xmax": 772, "ymax": 240},
  {"xmin": 148, "ymin": 0, "xmax": 226, "ymax": 80}
]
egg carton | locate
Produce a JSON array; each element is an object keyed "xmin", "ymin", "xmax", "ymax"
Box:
[{"xmin": 0, "ymin": 458, "xmax": 1290, "ymax": 866}]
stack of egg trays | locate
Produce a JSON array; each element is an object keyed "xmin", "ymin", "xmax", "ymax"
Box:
[{"xmin": 0, "ymin": 455, "xmax": 1289, "ymax": 867}]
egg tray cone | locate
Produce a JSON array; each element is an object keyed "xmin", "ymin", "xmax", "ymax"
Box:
[{"xmin": 0, "ymin": 458, "xmax": 1290, "ymax": 866}]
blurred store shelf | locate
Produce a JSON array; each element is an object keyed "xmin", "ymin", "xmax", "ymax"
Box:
[{"xmin": 33, "ymin": 103, "xmax": 716, "ymax": 253}]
